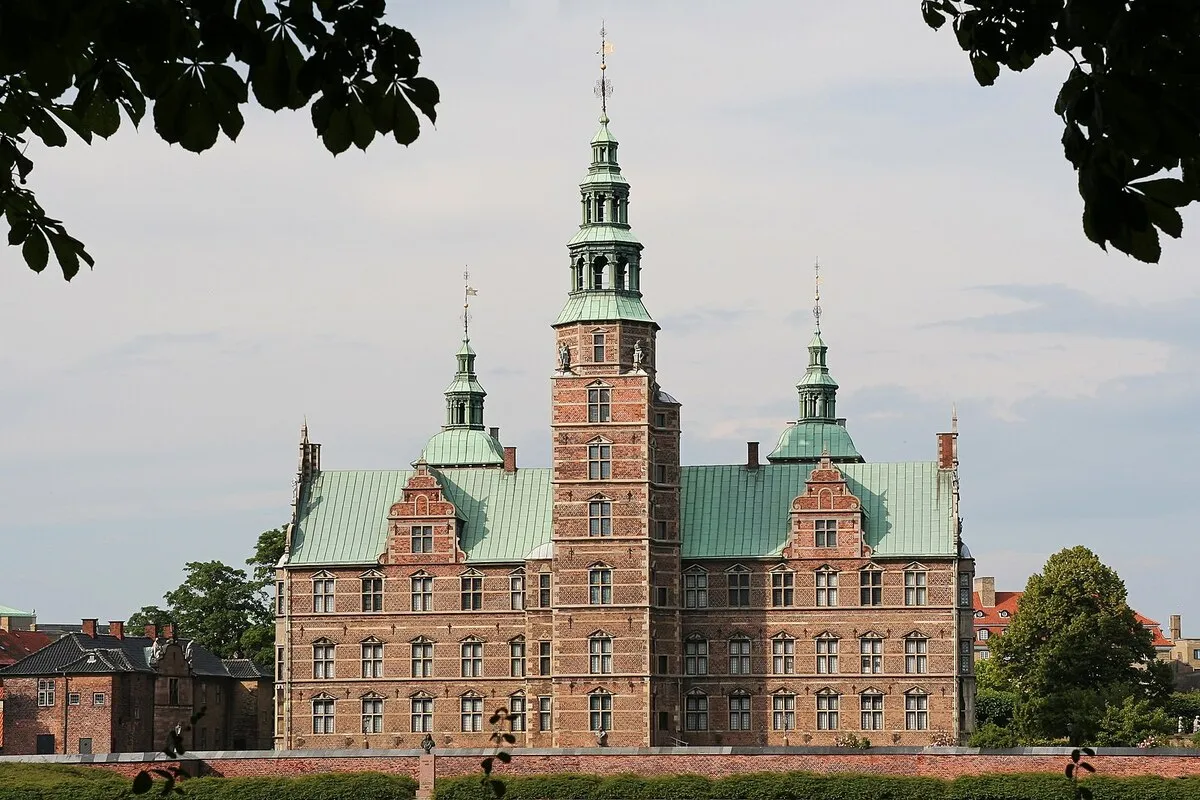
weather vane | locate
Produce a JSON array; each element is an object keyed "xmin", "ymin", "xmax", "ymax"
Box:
[
  {"xmin": 595, "ymin": 21, "xmax": 613, "ymax": 115},
  {"xmin": 813, "ymin": 258, "xmax": 822, "ymax": 333},
  {"xmin": 463, "ymin": 267, "xmax": 477, "ymax": 339}
]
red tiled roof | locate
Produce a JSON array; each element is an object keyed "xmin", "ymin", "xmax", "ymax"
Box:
[
  {"xmin": 1135, "ymin": 613, "xmax": 1174, "ymax": 649},
  {"xmin": 972, "ymin": 591, "xmax": 1173, "ymax": 648},
  {"xmin": 0, "ymin": 629, "xmax": 53, "ymax": 668}
]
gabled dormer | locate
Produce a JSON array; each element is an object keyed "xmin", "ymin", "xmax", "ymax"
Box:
[
  {"xmin": 383, "ymin": 460, "xmax": 465, "ymax": 565},
  {"xmin": 783, "ymin": 455, "xmax": 867, "ymax": 559}
]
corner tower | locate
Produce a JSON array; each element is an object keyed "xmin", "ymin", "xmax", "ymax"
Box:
[{"xmin": 548, "ymin": 27, "xmax": 683, "ymax": 747}]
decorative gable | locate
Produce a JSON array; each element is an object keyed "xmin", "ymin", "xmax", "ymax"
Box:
[
  {"xmin": 783, "ymin": 455, "xmax": 868, "ymax": 559},
  {"xmin": 382, "ymin": 460, "xmax": 465, "ymax": 565}
]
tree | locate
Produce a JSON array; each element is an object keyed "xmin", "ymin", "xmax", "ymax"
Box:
[
  {"xmin": 990, "ymin": 545, "xmax": 1171, "ymax": 742},
  {"xmin": 246, "ymin": 525, "xmax": 287, "ymax": 587},
  {"xmin": 922, "ymin": 1, "xmax": 1200, "ymax": 263},
  {"xmin": 2, "ymin": 0, "xmax": 438, "ymax": 279},
  {"xmin": 126, "ymin": 605, "xmax": 173, "ymax": 635},
  {"xmin": 163, "ymin": 560, "xmax": 267, "ymax": 660},
  {"xmin": 1095, "ymin": 694, "xmax": 1173, "ymax": 747}
]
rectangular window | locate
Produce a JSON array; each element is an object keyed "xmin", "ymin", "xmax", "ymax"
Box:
[
  {"xmin": 411, "ymin": 697, "xmax": 433, "ymax": 732},
  {"xmin": 817, "ymin": 694, "xmax": 840, "ymax": 730},
  {"xmin": 312, "ymin": 698, "xmax": 335, "ymax": 734},
  {"xmin": 729, "ymin": 694, "xmax": 752, "ymax": 730},
  {"xmin": 655, "ymin": 412, "xmax": 667, "ymax": 427},
  {"xmin": 588, "ymin": 443, "xmax": 612, "ymax": 480},
  {"xmin": 361, "ymin": 576, "xmax": 383, "ymax": 612},
  {"xmin": 860, "ymin": 569, "xmax": 882, "ymax": 606},
  {"xmin": 772, "ymin": 638, "xmax": 795, "ymax": 674},
  {"xmin": 656, "ymin": 653, "xmax": 668, "ymax": 673},
  {"xmin": 684, "ymin": 639, "xmax": 708, "ymax": 675},
  {"xmin": 958, "ymin": 572, "xmax": 972, "ymax": 607},
  {"xmin": 589, "ymin": 637, "xmax": 613, "ymax": 674},
  {"xmin": 361, "ymin": 642, "xmax": 383, "ymax": 678},
  {"xmin": 538, "ymin": 573, "xmax": 551, "ymax": 607},
  {"xmin": 538, "ymin": 696, "xmax": 552, "ymax": 731},
  {"xmin": 592, "ymin": 332, "xmax": 605, "ymax": 362},
  {"xmin": 656, "ymin": 586, "xmax": 669, "ymax": 606},
  {"xmin": 276, "ymin": 581, "xmax": 285, "ymax": 615},
  {"xmin": 588, "ymin": 693, "xmax": 612, "ymax": 732},
  {"xmin": 588, "ymin": 387, "xmax": 612, "ymax": 423},
  {"xmin": 978, "ymin": 629, "xmax": 990, "ymax": 641},
  {"xmin": 959, "ymin": 639, "xmax": 972, "ymax": 673},
  {"xmin": 539, "ymin": 641, "xmax": 551, "ymax": 676},
  {"xmin": 93, "ymin": 692, "xmax": 105, "ymax": 706},
  {"xmin": 859, "ymin": 637, "xmax": 882, "ymax": 674},
  {"xmin": 362, "ymin": 697, "xmax": 383, "ymax": 734},
  {"xmin": 729, "ymin": 638, "xmax": 751, "ymax": 674},
  {"xmin": 461, "ymin": 641, "xmax": 483, "ymax": 678},
  {"xmin": 313, "ymin": 577, "xmax": 335, "ymax": 613},
  {"xmin": 510, "ymin": 573, "xmax": 526, "ymax": 610},
  {"xmin": 816, "ymin": 637, "xmax": 839, "ymax": 674},
  {"xmin": 509, "ymin": 695, "xmax": 526, "ymax": 732},
  {"xmin": 589, "ymin": 568, "xmax": 613, "ymax": 604},
  {"xmin": 771, "ymin": 571, "xmax": 794, "ymax": 607},
  {"xmin": 510, "ymin": 640, "xmax": 526, "ymax": 677},
  {"xmin": 727, "ymin": 571, "xmax": 750, "ymax": 606},
  {"xmin": 772, "ymin": 694, "xmax": 796, "ymax": 731},
  {"xmin": 684, "ymin": 572, "xmax": 708, "ymax": 608},
  {"xmin": 861, "ymin": 694, "xmax": 884, "ymax": 730},
  {"xmin": 816, "ymin": 569, "xmax": 839, "ymax": 606},
  {"xmin": 411, "ymin": 525, "xmax": 434, "ymax": 553},
  {"xmin": 168, "ymin": 678, "xmax": 180, "ymax": 706},
  {"xmin": 67, "ymin": 692, "xmax": 80, "ymax": 706},
  {"xmin": 588, "ymin": 500, "xmax": 612, "ymax": 536},
  {"xmin": 655, "ymin": 520, "xmax": 668, "ymax": 539},
  {"xmin": 905, "ymin": 694, "xmax": 929, "ymax": 730},
  {"xmin": 461, "ymin": 696, "xmax": 483, "ymax": 732},
  {"xmin": 655, "ymin": 464, "xmax": 668, "ymax": 484},
  {"xmin": 411, "ymin": 641, "xmax": 433, "ymax": 678},
  {"xmin": 904, "ymin": 570, "xmax": 928, "ymax": 606},
  {"xmin": 411, "ymin": 575, "xmax": 433, "ymax": 612},
  {"xmin": 815, "ymin": 519, "xmax": 837, "ymax": 547},
  {"xmin": 460, "ymin": 574, "xmax": 483, "ymax": 610},
  {"xmin": 685, "ymin": 695, "xmax": 709, "ymax": 731},
  {"xmin": 313, "ymin": 643, "xmax": 335, "ymax": 679},
  {"xmin": 905, "ymin": 638, "xmax": 928, "ymax": 674}
]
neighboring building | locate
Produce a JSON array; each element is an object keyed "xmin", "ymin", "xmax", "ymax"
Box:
[
  {"xmin": 1165, "ymin": 615, "xmax": 1200, "ymax": 691},
  {"xmin": 0, "ymin": 628, "xmax": 53, "ymax": 750},
  {"xmin": 273, "ymin": 98, "xmax": 976, "ymax": 750},
  {"xmin": 0, "ymin": 605, "xmax": 35, "ymax": 632},
  {"xmin": 972, "ymin": 577, "xmax": 1173, "ymax": 660},
  {"xmin": 0, "ymin": 620, "xmax": 270, "ymax": 755}
]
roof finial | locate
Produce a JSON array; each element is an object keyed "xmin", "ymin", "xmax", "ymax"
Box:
[
  {"xmin": 463, "ymin": 267, "xmax": 478, "ymax": 342},
  {"xmin": 813, "ymin": 257, "xmax": 822, "ymax": 334},
  {"xmin": 300, "ymin": 416, "xmax": 309, "ymax": 444},
  {"xmin": 595, "ymin": 21, "xmax": 613, "ymax": 119},
  {"xmin": 952, "ymin": 402, "xmax": 958, "ymax": 434}
]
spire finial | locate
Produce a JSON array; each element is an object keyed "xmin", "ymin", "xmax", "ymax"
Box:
[
  {"xmin": 595, "ymin": 21, "xmax": 613, "ymax": 118},
  {"xmin": 813, "ymin": 257, "xmax": 822, "ymax": 334},
  {"xmin": 462, "ymin": 267, "xmax": 477, "ymax": 341},
  {"xmin": 952, "ymin": 402, "xmax": 958, "ymax": 434},
  {"xmin": 300, "ymin": 416, "xmax": 309, "ymax": 444}
]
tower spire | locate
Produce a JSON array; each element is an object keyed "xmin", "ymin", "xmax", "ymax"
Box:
[
  {"xmin": 813, "ymin": 258, "xmax": 822, "ymax": 334},
  {"xmin": 463, "ymin": 267, "xmax": 477, "ymax": 342},
  {"xmin": 596, "ymin": 21, "xmax": 613, "ymax": 118}
]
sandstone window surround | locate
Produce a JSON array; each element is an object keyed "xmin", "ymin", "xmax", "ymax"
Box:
[
  {"xmin": 905, "ymin": 690, "xmax": 930, "ymax": 730},
  {"xmin": 904, "ymin": 634, "xmax": 928, "ymax": 674},
  {"xmin": 460, "ymin": 569, "xmax": 483, "ymax": 611},
  {"xmin": 312, "ymin": 572, "xmax": 335, "ymax": 613},
  {"xmin": 589, "ymin": 566, "xmax": 613, "ymax": 604},
  {"xmin": 860, "ymin": 691, "xmax": 884, "ymax": 730},
  {"xmin": 510, "ymin": 637, "xmax": 526, "ymax": 677},
  {"xmin": 589, "ymin": 633, "xmax": 613, "ymax": 674},
  {"xmin": 771, "ymin": 634, "xmax": 796, "ymax": 675},
  {"xmin": 312, "ymin": 694, "xmax": 335, "ymax": 734},
  {"xmin": 360, "ymin": 570, "xmax": 384, "ymax": 612},
  {"xmin": 770, "ymin": 567, "xmax": 794, "ymax": 607},
  {"xmin": 726, "ymin": 565, "xmax": 751, "ymax": 607},
  {"xmin": 588, "ymin": 689, "xmax": 613, "ymax": 731},
  {"xmin": 587, "ymin": 386, "xmax": 612, "ymax": 423},
  {"xmin": 685, "ymin": 691, "xmax": 709, "ymax": 731},
  {"xmin": 509, "ymin": 569, "xmax": 526, "ymax": 610},
  {"xmin": 460, "ymin": 693, "xmax": 483, "ymax": 731},
  {"xmin": 588, "ymin": 498, "xmax": 613, "ymax": 536},
  {"xmin": 538, "ymin": 572, "xmax": 551, "ymax": 607},
  {"xmin": 815, "ymin": 566, "xmax": 839, "ymax": 607},
  {"xmin": 815, "ymin": 518, "xmax": 838, "ymax": 547},
  {"xmin": 460, "ymin": 637, "xmax": 484, "ymax": 678},
  {"xmin": 538, "ymin": 696, "xmax": 552, "ymax": 731},
  {"xmin": 771, "ymin": 692, "xmax": 796, "ymax": 730},
  {"xmin": 275, "ymin": 645, "xmax": 285, "ymax": 681},
  {"xmin": 859, "ymin": 634, "xmax": 883, "ymax": 674},
  {"xmin": 509, "ymin": 692, "xmax": 527, "ymax": 731},
  {"xmin": 410, "ymin": 572, "xmax": 433, "ymax": 612},
  {"xmin": 361, "ymin": 638, "xmax": 383, "ymax": 678},
  {"xmin": 592, "ymin": 331, "xmax": 606, "ymax": 362},
  {"xmin": 729, "ymin": 636, "xmax": 751, "ymax": 674},
  {"xmin": 859, "ymin": 565, "xmax": 883, "ymax": 606},
  {"xmin": 815, "ymin": 634, "xmax": 839, "ymax": 674},
  {"xmin": 684, "ymin": 636, "xmax": 708, "ymax": 675},
  {"xmin": 410, "ymin": 524, "xmax": 434, "ymax": 554},
  {"xmin": 588, "ymin": 439, "xmax": 612, "ymax": 480},
  {"xmin": 538, "ymin": 640, "xmax": 552, "ymax": 675},
  {"xmin": 361, "ymin": 694, "xmax": 384, "ymax": 734},
  {"xmin": 683, "ymin": 567, "xmax": 708, "ymax": 608},
  {"xmin": 410, "ymin": 693, "xmax": 433, "ymax": 732},
  {"xmin": 904, "ymin": 564, "xmax": 928, "ymax": 606},
  {"xmin": 816, "ymin": 690, "xmax": 840, "ymax": 730},
  {"xmin": 728, "ymin": 690, "xmax": 751, "ymax": 730},
  {"xmin": 411, "ymin": 637, "xmax": 434, "ymax": 678},
  {"xmin": 312, "ymin": 640, "xmax": 335, "ymax": 679}
]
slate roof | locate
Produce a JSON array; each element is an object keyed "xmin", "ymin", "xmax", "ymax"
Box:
[
  {"xmin": 223, "ymin": 658, "xmax": 269, "ymax": 679},
  {"xmin": 0, "ymin": 633, "xmax": 240, "ymax": 678},
  {"xmin": 0, "ymin": 629, "xmax": 53, "ymax": 668},
  {"xmin": 288, "ymin": 460, "xmax": 958, "ymax": 567}
]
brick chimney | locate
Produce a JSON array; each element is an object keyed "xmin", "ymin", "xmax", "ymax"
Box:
[
  {"xmin": 489, "ymin": 427, "xmax": 500, "ymax": 441},
  {"xmin": 1171, "ymin": 614, "xmax": 1182, "ymax": 641},
  {"xmin": 974, "ymin": 576, "xmax": 995, "ymax": 608},
  {"xmin": 162, "ymin": 623, "xmax": 176, "ymax": 640},
  {"xmin": 936, "ymin": 431, "xmax": 958, "ymax": 470},
  {"xmin": 109, "ymin": 621, "xmax": 124, "ymax": 640},
  {"xmin": 503, "ymin": 446, "xmax": 517, "ymax": 473},
  {"xmin": 81, "ymin": 618, "xmax": 98, "ymax": 638},
  {"xmin": 144, "ymin": 623, "xmax": 158, "ymax": 640},
  {"xmin": 746, "ymin": 441, "xmax": 760, "ymax": 470}
]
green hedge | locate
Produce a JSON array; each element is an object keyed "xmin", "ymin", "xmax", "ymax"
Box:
[
  {"xmin": 0, "ymin": 765, "xmax": 417, "ymax": 800},
  {"xmin": 433, "ymin": 772, "xmax": 1200, "ymax": 800}
]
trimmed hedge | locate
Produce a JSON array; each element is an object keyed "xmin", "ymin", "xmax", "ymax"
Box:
[
  {"xmin": 0, "ymin": 765, "xmax": 417, "ymax": 800},
  {"xmin": 433, "ymin": 772, "xmax": 1200, "ymax": 800}
]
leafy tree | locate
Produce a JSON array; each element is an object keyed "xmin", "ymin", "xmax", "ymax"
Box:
[
  {"xmin": 991, "ymin": 546, "xmax": 1170, "ymax": 742},
  {"xmin": 246, "ymin": 525, "xmax": 287, "ymax": 586},
  {"xmin": 966, "ymin": 722, "xmax": 1018, "ymax": 748},
  {"xmin": 922, "ymin": 1, "xmax": 1200, "ymax": 263},
  {"xmin": 1095, "ymin": 694, "xmax": 1173, "ymax": 747},
  {"xmin": 163, "ymin": 560, "xmax": 267, "ymax": 660},
  {"xmin": 1167, "ymin": 691, "xmax": 1200, "ymax": 722},
  {"xmin": 975, "ymin": 687, "xmax": 1018, "ymax": 729},
  {"xmin": 2, "ymin": 0, "xmax": 438, "ymax": 279},
  {"xmin": 126, "ymin": 604, "xmax": 173, "ymax": 636}
]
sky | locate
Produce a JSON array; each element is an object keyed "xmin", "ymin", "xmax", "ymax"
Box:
[{"xmin": 1, "ymin": 1, "xmax": 1198, "ymax": 632}]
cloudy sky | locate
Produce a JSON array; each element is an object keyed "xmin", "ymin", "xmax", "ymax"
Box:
[{"xmin": 2, "ymin": 1, "xmax": 1197, "ymax": 632}]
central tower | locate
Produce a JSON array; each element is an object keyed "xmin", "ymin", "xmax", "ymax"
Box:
[{"xmin": 548, "ymin": 27, "xmax": 683, "ymax": 747}]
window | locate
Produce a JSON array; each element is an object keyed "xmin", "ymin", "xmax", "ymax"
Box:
[
  {"xmin": 538, "ymin": 696, "xmax": 552, "ymax": 731},
  {"xmin": 772, "ymin": 635, "xmax": 795, "ymax": 674},
  {"xmin": 460, "ymin": 639, "xmax": 483, "ymax": 677},
  {"xmin": 509, "ymin": 694, "xmax": 526, "ymax": 731},
  {"xmin": 411, "ymin": 525, "xmax": 434, "ymax": 553},
  {"xmin": 685, "ymin": 693, "xmax": 709, "ymax": 731},
  {"xmin": 460, "ymin": 571, "xmax": 483, "ymax": 610},
  {"xmin": 510, "ymin": 638, "xmax": 526, "ymax": 677},
  {"xmin": 411, "ymin": 695, "xmax": 433, "ymax": 732},
  {"xmin": 729, "ymin": 692, "xmax": 752, "ymax": 730},
  {"xmin": 816, "ymin": 568, "xmax": 839, "ymax": 606},
  {"xmin": 591, "ymin": 258, "xmax": 605, "ymax": 288},
  {"xmin": 589, "ymin": 567, "xmax": 613, "ymax": 604},
  {"xmin": 974, "ymin": 610, "xmax": 985, "ymax": 618},
  {"xmin": 816, "ymin": 636, "xmax": 839, "ymax": 674},
  {"xmin": 959, "ymin": 639, "xmax": 972, "ymax": 673},
  {"xmin": 313, "ymin": 575, "xmax": 335, "ymax": 613},
  {"xmin": 411, "ymin": 639, "xmax": 433, "ymax": 678},
  {"xmin": 589, "ymin": 635, "xmax": 613, "ymax": 674},
  {"xmin": 655, "ymin": 412, "xmax": 667, "ymax": 427},
  {"xmin": 727, "ymin": 568, "xmax": 750, "ymax": 607},
  {"xmin": 860, "ymin": 636, "xmax": 883, "ymax": 674},
  {"xmin": 772, "ymin": 693, "xmax": 796, "ymax": 730},
  {"xmin": 592, "ymin": 332, "xmax": 605, "ymax": 362},
  {"xmin": 860, "ymin": 693, "xmax": 884, "ymax": 730},
  {"xmin": 815, "ymin": 519, "xmax": 837, "ymax": 547},
  {"xmin": 168, "ymin": 677, "xmax": 180, "ymax": 706},
  {"xmin": 1193, "ymin": 648, "xmax": 1200, "ymax": 661},
  {"xmin": 817, "ymin": 692, "xmax": 840, "ymax": 730},
  {"xmin": 359, "ymin": 575, "xmax": 383, "ymax": 612},
  {"xmin": 574, "ymin": 260, "xmax": 585, "ymax": 291},
  {"xmin": 588, "ymin": 442, "xmax": 612, "ymax": 480},
  {"xmin": 362, "ymin": 696, "xmax": 383, "ymax": 733},
  {"xmin": 905, "ymin": 692, "xmax": 929, "ymax": 730},
  {"xmin": 958, "ymin": 572, "xmax": 972, "ymax": 607},
  {"xmin": 904, "ymin": 569, "xmax": 928, "ymax": 606},
  {"xmin": 538, "ymin": 573, "xmax": 551, "ymax": 607},
  {"xmin": 657, "ymin": 654, "xmax": 668, "ymax": 673},
  {"xmin": 361, "ymin": 640, "xmax": 383, "ymax": 678},
  {"xmin": 588, "ymin": 691, "xmax": 612, "ymax": 732},
  {"xmin": 276, "ymin": 581, "xmax": 285, "ymax": 615},
  {"xmin": 771, "ymin": 570, "xmax": 794, "ymax": 607},
  {"xmin": 510, "ymin": 571, "xmax": 526, "ymax": 610},
  {"xmin": 67, "ymin": 692, "xmax": 80, "ymax": 706},
  {"xmin": 655, "ymin": 520, "xmax": 668, "ymax": 539},
  {"xmin": 588, "ymin": 387, "xmax": 611, "ymax": 423},
  {"xmin": 93, "ymin": 692, "xmax": 106, "ymax": 706},
  {"xmin": 588, "ymin": 500, "xmax": 612, "ymax": 536},
  {"xmin": 538, "ymin": 640, "xmax": 551, "ymax": 675},
  {"xmin": 411, "ymin": 573, "xmax": 433, "ymax": 612},
  {"xmin": 999, "ymin": 610, "xmax": 1010, "ymax": 618},
  {"xmin": 729, "ymin": 637, "xmax": 751, "ymax": 674},
  {"xmin": 684, "ymin": 570, "xmax": 708, "ymax": 608},
  {"xmin": 905, "ymin": 637, "xmax": 928, "ymax": 674},
  {"xmin": 595, "ymin": 196, "xmax": 605, "ymax": 223},
  {"xmin": 313, "ymin": 642, "xmax": 335, "ymax": 679},
  {"xmin": 312, "ymin": 697, "xmax": 335, "ymax": 734},
  {"xmin": 860, "ymin": 568, "xmax": 882, "ymax": 606},
  {"xmin": 655, "ymin": 464, "xmax": 668, "ymax": 484},
  {"xmin": 461, "ymin": 695, "xmax": 483, "ymax": 732},
  {"xmin": 655, "ymin": 586, "xmax": 669, "ymax": 606},
  {"xmin": 978, "ymin": 629, "xmax": 990, "ymax": 640},
  {"xmin": 684, "ymin": 638, "xmax": 708, "ymax": 675}
]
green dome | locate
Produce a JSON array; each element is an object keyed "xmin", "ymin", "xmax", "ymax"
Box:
[
  {"xmin": 766, "ymin": 421, "xmax": 863, "ymax": 464},
  {"xmin": 420, "ymin": 428, "xmax": 504, "ymax": 468}
]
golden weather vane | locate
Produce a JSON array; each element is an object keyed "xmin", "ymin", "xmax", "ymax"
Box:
[{"xmin": 595, "ymin": 21, "xmax": 614, "ymax": 114}]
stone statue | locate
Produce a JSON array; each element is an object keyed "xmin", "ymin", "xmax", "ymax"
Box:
[
  {"xmin": 558, "ymin": 343, "xmax": 571, "ymax": 371},
  {"xmin": 595, "ymin": 727, "xmax": 608, "ymax": 747},
  {"xmin": 420, "ymin": 732, "xmax": 435, "ymax": 753},
  {"xmin": 1179, "ymin": 716, "xmax": 1186, "ymax": 734},
  {"xmin": 149, "ymin": 637, "xmax": 166, "ymax": 666},
  {"xmin": 1193, "ymin": 715, "xmax": 1199, "ymax": 734},
  {"xmin": 632, "ymin": 339, "xmax": 644, "ymax": 369}
]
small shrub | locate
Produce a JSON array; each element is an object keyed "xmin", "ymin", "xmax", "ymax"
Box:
[{"xmin": 968, "ymin": 723, "xmax": 1019, "ymax": 748}]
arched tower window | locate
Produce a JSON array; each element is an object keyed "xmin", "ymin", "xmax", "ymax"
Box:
[
  {"xmin": 614, "ymin": 258, "xmax": 627, "ymax": 290},
  {"xmin": 596, "ymin": 194, "xmax": 606, "ymax": 223},
  {"xmin": 591, "ymin": 257, "xmax": 607, "ymax": 290},
  {"xmin": 574, "ymin": 258, "xmax": 585, "ymax": 291}
]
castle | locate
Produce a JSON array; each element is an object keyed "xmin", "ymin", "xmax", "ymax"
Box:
[{"xmin": 272, "ymin": 91, "xmax": 977, "ymax": 750}]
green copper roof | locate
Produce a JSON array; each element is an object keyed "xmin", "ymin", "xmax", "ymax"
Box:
[
  {"xmin": 0, "ymin": 604, "xmax": 33, "ymax": 616},
  {"xmin": 420, "ymin": 429, "xmax": 504, "ymax": 467},
  {"xmin": 591, "ymin": 114, "xmax": 618, "ymax": 145},
  {"xmin": 289, "ymin": 468, "xmax": 552, "ymax": 566},
  {"xmin": 554, "ymin": 291, "xmax": 657, "ymax": 326},
  {"xmin": 444, "ymin": 375, "xmax": 487, "ymax": 394},
  {"xmin": 767, "ymin": 421, "xmax": 863, "ymax": 463},
  {"xmin": 567, "ymin": 225, "xmax": 642, "ymax": 246}
]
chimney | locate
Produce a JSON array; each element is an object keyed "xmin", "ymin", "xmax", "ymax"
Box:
[
  {"xmin": 144, "ymin": 624, "xmax": 158, "ymax": 640},
  {"xmin": 162, "ymin": 623, "xmax": 176, "ymax": 640},
  {"xmin": 746, "ymin": 441, "xmax": 760, "ymax": 470},
  {"xmin": 1170, "ymin": 614, "xmax": 1182, "ymax": 641},
  {"xmin": 974, "ymin": 576, "xmax": 995, "ymax": 608},
  {"xmin": 936, "ymin": 431, "xmax": 958, "ymax": 470},
  {"xmin": 489, "ymin": 427, "xmax": 500, "ymax": 441},
  {"xmin": 503, "ymin": 446, "xmax": 517, "ymax": 473},
  {"xmin": 81, "ymin": 618, "xmax": 98, "ymax": 638},
  {"xmin": 835, "ymin": 418, "xmax": 847, "ymax": 427},
  {"xmin": 109, "ymin": 621, "xmax": 124, "ymax": 640}
]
